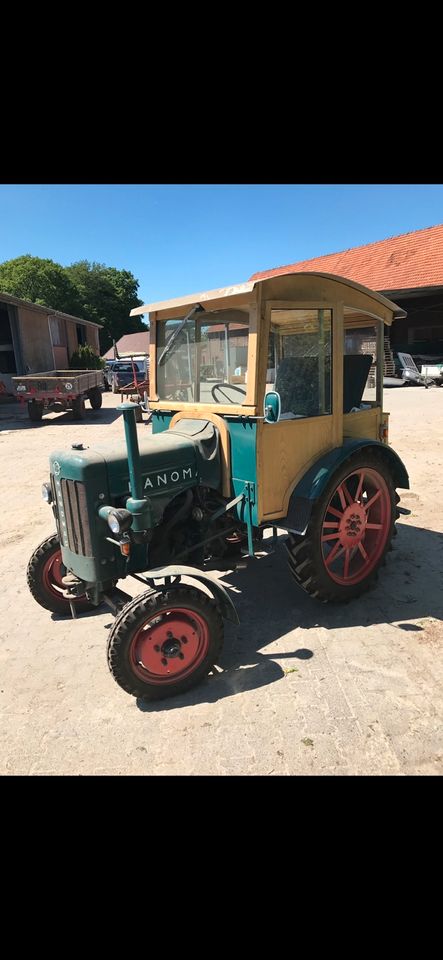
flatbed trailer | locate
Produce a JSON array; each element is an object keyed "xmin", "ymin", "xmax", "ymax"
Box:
[{"xmin": 12, "ymin": 369, "xmax": 104, "ymax": 422}]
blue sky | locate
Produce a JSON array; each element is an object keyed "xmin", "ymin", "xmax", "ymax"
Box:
[{"xmin": 1, "ymin": 184, "xmax": 443, "ymax": 308}]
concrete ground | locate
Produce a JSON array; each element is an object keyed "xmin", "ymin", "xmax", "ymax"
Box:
[{"xmin": 0, "ymin": 388, "xmax": 442, "ymax": 776}]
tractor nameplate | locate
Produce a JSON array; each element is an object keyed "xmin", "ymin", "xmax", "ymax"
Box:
[{"xmin": 143, "ymin": 464, "xmax": 196, "ymax": 491}]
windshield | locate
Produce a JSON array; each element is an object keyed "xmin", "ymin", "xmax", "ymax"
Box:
[{"xmin": 156, "ymin": 309, "xmax": 250, "ymax": 404}]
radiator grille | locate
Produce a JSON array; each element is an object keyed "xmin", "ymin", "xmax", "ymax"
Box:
[
  {"xmin": 60, "ymin": 479, "xmax": 92, "ymax": 556},
  {"xmin": 50, "ymin": 475, "xmax": 61, "ymax": 541}
]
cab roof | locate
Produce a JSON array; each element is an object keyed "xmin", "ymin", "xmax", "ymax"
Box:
[{"xmin": 130, "ymin": 272, "xmax": 406, "ymax": 321}]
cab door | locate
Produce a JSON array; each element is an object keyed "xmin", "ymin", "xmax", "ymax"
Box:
[{"xmin": 257, "ymin": 304, "xmax": 342, "ymax": 522}]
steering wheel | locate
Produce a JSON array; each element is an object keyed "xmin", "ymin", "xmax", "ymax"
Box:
[{"xmin": 211, "ymin": 382, "xmax": 247, "ymax": 403}]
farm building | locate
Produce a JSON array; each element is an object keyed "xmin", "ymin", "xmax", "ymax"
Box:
[
  {"xmin": 0, "ymin": 291, "xmax": 101, "ymax": 395},
  {"xmin": 251, "ymin": 223, "xmax": 443, "ymax": 361},
  {"xmin": 102, "ymin": 331, "xmax": 150, "ymax": 361}
]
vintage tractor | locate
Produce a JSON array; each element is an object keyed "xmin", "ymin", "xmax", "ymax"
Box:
[{"xmin": 27, "ymin": 272, "xmax": 410, "ymax": 700}]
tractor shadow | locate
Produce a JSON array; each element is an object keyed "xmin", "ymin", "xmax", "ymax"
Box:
[{"xmin": 137, "ymin": 520, "xmax": 443, "ymax": 712}]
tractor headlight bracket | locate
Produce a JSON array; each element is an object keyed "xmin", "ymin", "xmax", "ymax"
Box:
[{"xmin": 100, "ymin": 506, "xmax": 133, "ymax": 536}]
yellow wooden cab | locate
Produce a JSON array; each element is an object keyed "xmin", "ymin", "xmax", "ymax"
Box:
[{"xmin": 132, "ymin": 271, "xmax": 408, "ymax": 534}]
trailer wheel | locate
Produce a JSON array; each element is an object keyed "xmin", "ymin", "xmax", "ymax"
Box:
[
  {"xmin": 27, "ymin": 534, "xmax": 94, "ymax": 615},
  {"xmin": 107, "ymin": 585, "xmax": 224, "ymax": 700},
  {"xmin": 285, "ymin": 452, "xmax": 399, "ymax": 602},
  {"xmin": 88, "ymin": 387, "xmax": 102, "ymax": 410},
  {"xmin": 71, "ymin": 397, "xmax": 85, "ymax": 418},
  {"xmin": 28, "ymin": 400, "xmax": 43, "ymax": 422}
]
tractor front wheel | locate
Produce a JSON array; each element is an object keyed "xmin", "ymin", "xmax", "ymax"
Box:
[
  {"xmin": 107, "ymin": 585, "xmax": 224, "ymax": 700},
  {"xmin": 27, "ymin": 534, "xmax": 94, "ymax": 615},
  {"xmin": 285, "ymin": 453, "xmax": 398, "ymax": 602}
]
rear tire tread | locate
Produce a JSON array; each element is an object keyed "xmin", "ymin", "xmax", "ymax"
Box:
[{"xmin": 285, "ymin": 451, "xmax": 400, "ymax": 602}]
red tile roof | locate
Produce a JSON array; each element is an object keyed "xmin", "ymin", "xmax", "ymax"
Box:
[
  {"xmin": 250, "ymin": 223, "xmax": 443, "ymax": 292},
  {"xmin": 102, "ymin": 331, "xmax": 150, "ymax": 360}
]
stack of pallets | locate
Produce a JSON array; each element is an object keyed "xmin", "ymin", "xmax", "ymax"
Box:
[{"xmin": 383, "ymin": 337, "xmax": 396, "ymax": 377}]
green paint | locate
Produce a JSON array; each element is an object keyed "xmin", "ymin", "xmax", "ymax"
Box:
[
  {"xmin": 49, "ymin": 410, "xmax": 223, "ymax": 582},
  {"xmin": 225, "ymin": 417, "xmax": 258, "ymax": 526},
  {"xmin": 152, "ymin": 411, "xmax": 173, "ymax": 433},
  {"xmin": 292, "ymin": 438, "xmax": 409, "ymax": 502}
]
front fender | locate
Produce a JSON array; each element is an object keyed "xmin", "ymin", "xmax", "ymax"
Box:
[
  {"xmin": 145, "ymin": 564, "xmax": 239, "ymax": 624},
  {"xmin": 282, "ymin": 439, "xmax": 410, "ymax": 535}
]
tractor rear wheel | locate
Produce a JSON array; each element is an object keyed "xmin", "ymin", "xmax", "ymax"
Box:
[
  {"xmin": 107, "ymin": 585, "xmax": 224, "ymax": 700},
  {"xmin": 285, "ymin": 452, "xmax": 399, "ymax": 602},
  {"xmin": 27, "ymin": 534, "xmax": 94, "ymax": 615},
  {"xmin": 88, "ymin": 387, "xmax": 102, "ymax": 410}
]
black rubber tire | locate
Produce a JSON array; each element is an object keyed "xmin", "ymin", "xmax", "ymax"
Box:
[
  {"xmin": 71, "ymin": 397, "xmax": 85, "ymax": 418},
  {"xmin": 27, "ymin": 533, "xmax": 94, "ymax": 616},
  {"xmin": 88, "ymin": 387, "xmax": 102, "ymax": 410},
  {"xmin": 28, "ymin": 400, "xmax": 43, "ymax": 422},
  {"xmin": 285, "ymin": 451, "xmax": 399, "ymax": 603},
  {"xmin": 107, "ymin": 585, "xmax": 224, "ymax": 700}
]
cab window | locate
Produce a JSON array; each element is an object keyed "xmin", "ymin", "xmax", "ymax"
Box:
[{"xmin": 268, "ymin": 308, "xmax": 332, "ymax": 418}]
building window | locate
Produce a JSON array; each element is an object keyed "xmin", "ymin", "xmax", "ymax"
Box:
[
  {"xmin": 76, "ymin": 325, "xmax": 87, "ymax": 346},
  {"xmin": 48, "ymin": 316, "xmax": 66, "ymax": 347},
  {"xmin": 0, "ymin": 307, "xmax": 17, "ymax": 374},
  {"xmin": 408, "ymin": 325, "xmax": 443, "ymax": 344}
]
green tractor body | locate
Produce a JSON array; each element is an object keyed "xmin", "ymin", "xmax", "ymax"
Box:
[{"xmin": 49, "ymin": 415, "xmax": 222, "ymax": 589}]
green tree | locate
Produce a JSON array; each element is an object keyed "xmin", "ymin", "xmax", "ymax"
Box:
[
  {"xmin": 65, "ymin": 261, "xmax": 146, "ymax": 352},
  {"xmin": 69, "ymin": 344, "xmax": 104, "ymax": 370},
  {"xmin": 0, "ymin": 255, "xmax": 81, "ymax": 315},
  {"xmin": 0, "ymin": 254, "xmax": 147, "ymax": 354}
]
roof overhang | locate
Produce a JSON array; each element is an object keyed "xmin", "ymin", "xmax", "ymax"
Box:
[
  {"xmin": 0, "ymin": 290, "xmax": 103, "ymax": 327},
  {"xmin": 130, "ymin": 281, "xmax": 255, "ymax": 316},
  {"xmin": 380, "ymin": 284, "xmax": 443, "ymax": 301}
]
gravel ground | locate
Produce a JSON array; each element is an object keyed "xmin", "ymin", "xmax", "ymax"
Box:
[{"xmin": 0, "ymin": 387, "xmax": 442, "ymax": 776}]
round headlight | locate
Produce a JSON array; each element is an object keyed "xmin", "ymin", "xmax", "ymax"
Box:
[
  {"xmin": 108, "ymin": 513, "xmax": 122, "ymax": 534},
  {"xmin": 107, "ymin": 508, "xmax": 132, "ymax": 535},
  {"xmin": 42, "ymin": 482, "xmax": 53, "ymax": 503}
]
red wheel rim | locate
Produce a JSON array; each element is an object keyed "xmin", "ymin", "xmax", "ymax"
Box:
[
  {"xmin": 129, "ymin": 607, "xmax": 210, "ymax": 685},
  {"xmin": 321, "ymin": 467, "xmax": 391, "ymax": 585},
  {"xmin": 42, "ymin": 548, "xmax": 86, "ymax": 604}
]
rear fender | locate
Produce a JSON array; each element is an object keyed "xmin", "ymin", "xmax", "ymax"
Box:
[
  {"xmin": 282, "ymin": 439, "xmax": 410, "ymax": 535},
  {"xmin": 144, "ymin": 564, "xmax": 239, "ymax": 624}
]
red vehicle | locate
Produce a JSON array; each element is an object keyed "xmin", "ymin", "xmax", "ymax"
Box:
[{"xmin": 12, "ymin": 369, "xmax": 104, "ymax": 422}]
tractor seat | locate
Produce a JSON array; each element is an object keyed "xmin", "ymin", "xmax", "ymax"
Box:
[
  {"xmin": 274, "ymin": 353, "xmax": 372, "ymax": 418},
  {"xmin": 275, "ymin": 356, "xmax": 331, "ymax": 418},
  {"xmin": 343, "ymin": 354, "xmax": 373, "ymax": 411}
]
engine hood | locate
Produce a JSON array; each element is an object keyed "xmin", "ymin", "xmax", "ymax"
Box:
[{"xmin": 49, "ymin": 419, "xmax": 221, "ymax": 505}]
